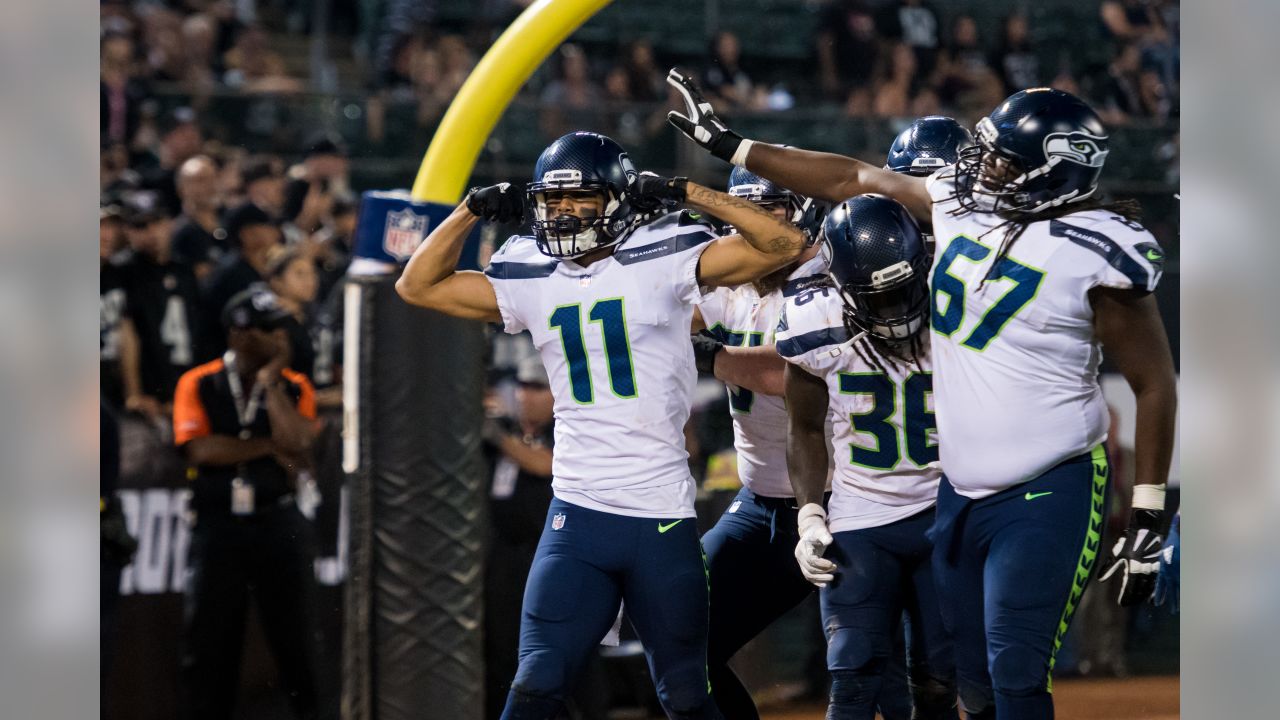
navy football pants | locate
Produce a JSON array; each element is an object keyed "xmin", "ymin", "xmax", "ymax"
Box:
[
  {"xmin": 821, "ymin": 507, "xmax": 957, "ymax": 720},
  {"xmin": 931, "ymin": 446, "xmax": 1109, "ymax": 720},
  {"xmin": 501, "ymin": 498, "xmax": 722, "ymax": 720},
  {"xmin": 703, "ymin": 488, "xmax": 917, "ymax": 720}
]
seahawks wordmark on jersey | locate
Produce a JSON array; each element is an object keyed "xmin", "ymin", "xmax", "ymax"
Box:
[
  {"xmin": 925, "ymin": 170, "xmax": 1164, "ymax": 498},
  {"xmin": 776, "ymin": 287, "xmax": 939, "ymax": 533},
  {"xmin": 696, "ymin": 255, "xmax": 828, "ymax": 498},
  {"xmin": 485, "ymin": 211, "xmax": 716, "ymax": 518}
]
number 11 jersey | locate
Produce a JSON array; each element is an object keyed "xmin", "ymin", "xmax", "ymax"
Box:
[
  {"xmin": 925, "ymin": 171, "xmax": 1164, "ymax": 498},
  {"xmin": 485, "ymin": 211, "xmax": 716, "ymax": 518}
]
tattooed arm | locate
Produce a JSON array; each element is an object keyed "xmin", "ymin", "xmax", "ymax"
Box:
[{"xmin": 686, "ymin": 181, "xmax": 806, "ymax": 288}]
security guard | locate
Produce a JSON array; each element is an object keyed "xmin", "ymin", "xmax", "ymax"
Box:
[{"xmin": 172, "ymin": 285, "xmax": 321, "ymax": 720}]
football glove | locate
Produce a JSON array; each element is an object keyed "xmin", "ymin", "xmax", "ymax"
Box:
[
  {"xmin": 629, "ymin": 172, "xmax": 688, "ymax": 213},
  {"xmin": 465, "ymin": 183, "xmax": 524, "ymax": 223},
  {"xmin": 1100, "ymin": 507, "xmax": 1165, "ymax": 606},
  {"xmin": 666, "ymin": 68, "xmax": 745, "ymax": 163},
  {"xmin": 791, "ymin": 197, "xmax": 828, "ymax": 247},
  {"xmin": 690, "ymin": 331, "xmax": 723, "ymax": 375},
  {"xmin": 1152, "ymin": 512, "xmax": 1180, "ymax": 612},
  {"xmin": 795, "ymin": 503, "xmax": 836, "ymax": 587}
]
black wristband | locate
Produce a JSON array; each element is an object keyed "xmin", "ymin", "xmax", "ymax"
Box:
[
  {"xmin": 691, "ymin": 333, "xmax": 723, "ymax": 375},
  {"xmin": 710, "ymin": 129, "xmax": 744, "ymax": 163},
  {"xmin": 1131, "ymin": 507, "xmax": 1164, "ymax": 531}
]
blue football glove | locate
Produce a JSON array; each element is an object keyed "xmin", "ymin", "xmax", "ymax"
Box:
[{"xmin": 1153, "ymin": 512, "xmax": 1180, "ymax": 612}]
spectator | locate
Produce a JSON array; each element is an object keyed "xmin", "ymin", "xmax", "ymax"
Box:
[
  {"xmin": 313, "ymin": 198, "xmax": 357, "ymax": 303},
  {"xmin": 702, "ymin": 31, "xmax": 753, "ymax": 109},
  {"xmin": 140, "ymin": 6, "xmax": 189, "ymax": 84},
  {"xmin": 101, "ymin": 31, "xmax": 149, "ymax": 147},
  {"xmin": 871, "ymin": 42, "xmax": 917, "ymax": 118},
  {"xmin": 137, "ymin": 106, "xmax": 205, "ymax": 216},
  {"xmin": 991, "ymin": 13, "xmax": 1040, "ymax": 94},
  {"xmin": 935, "ymin": 15, "xmax": 1005, "ymax": 117},
  {"xmin": 239, "ymin": 155, "xmax": 288, "ymax": 218},
  {"xmin": 172, "ymin": 155, "xmax": 229, "ymax": 279},
  {"xmin": 200, "ymin": 202, "xmax": 283, "ymax": 360},
  {"xmin": 436, "ymin": 34, "xmax": 476, "ymax": 100},
  {"xmin": 620, "ymin": 39, "xmax": 664, "ymax": 103},
  {"xmin": 483, "ymin": 355, "xmax": 557, "ymax": 719},
  {"xmin": 223, "ymin": 24, "xmax": 304, "ymax": 93},
  {"xmin": 1139, "ymin": 67, "xmax": 1173, "ymax": 123},
  {"xmin": 265, "ymin": 246, "xmax": 320, "ymax": 381},
  {"xmin": 172, "ymin": 286, "xmax": 321, "ymax": 720},
  {"xmin": 539, "ymin": 44, "xmax": 604, "ymax": 140},
  {"xmin": 181, "ymin": 12, "xmax": 223, "ymax": 95},
  {"xmin": 817, "ymin": 0, "xmax": 881, "ymax": 109},
  {"xmin": 101, "ymin": 205, "xmax": 131, "ymax": 409},
  {"xmin": 119, "ymin": 197, "xmax": 201, "ymax": 421},
  {"xmin": 101, "ymin": 140, "xmax": 140, "ymax": 205},
  {"xmin": 1100, "ymin": 0, "xmax": 1162, "ymax": 44},
  {"xmin": 1097, "ymin": 42, "xmax": 1144, "ymax": 125},
  {"xmin": 882, "ymin": 0, "xmax": 941, "ymax": 79},
  {"xmin": 279, "ymin": 138, "xmax": 349, "ymax": 242}
]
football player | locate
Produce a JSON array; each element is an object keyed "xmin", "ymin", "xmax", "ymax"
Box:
[
  {"xmin": 690, "ymin": 167, "xmax": 830, "ymax": 720},
  {"xmin": 778, "ymin": 195, "xmax": 956, "ymax": 720},
  {"xmin": 396, "ymin": 131, "xmax": 808, "ymax": 720},
  {"xmin": 670, "ymin": 72, "xmax": 1177, "ymax": 720}
]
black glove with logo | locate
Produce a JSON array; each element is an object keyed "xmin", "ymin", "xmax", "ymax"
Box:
[
  {"xmin": 691, "ymin": 331, "xmax": 723, "ymax": 375},
  {"xmin": 1099, "ymin": 508, "xmax": 1165, "ymax": 606},
  {"xmin": 466, "ymin": 183, "xmax": 525, "ymax": 223},
  {"xmin": 666, "ymin": 68, "xmax": 745, "ymax": 163},
  {"xmin": 630, "ymin": 172, "xmax": 689, "ymax": 214}
]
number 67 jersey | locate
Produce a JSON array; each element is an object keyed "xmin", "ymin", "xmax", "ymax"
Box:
[
  {"xmin": 484, "ymin": 211, "xmax": 717, "ymax": 519},
  {"xmin": 925, "ymin": 172, "xmax": 1165, "ymax": 499},
  {"xmin": 776, "ymin": 287, "xmax": 940, "ymax": 533}
]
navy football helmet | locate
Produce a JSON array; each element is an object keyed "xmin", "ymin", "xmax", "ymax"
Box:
[
  {"xmin": 527, "ymin": 131, "xmax": 642, "ymax": 258},
  {"xmin": 727, "ymin": 165, "xmax": 805, "ymax": 217},
  {"xmin": 885, "ymin": 116, "xmax": 974, "ymax": 176},
  {"xmin": 820, "ymin": 194, "xmax": 930, "ymax": 342},
  {"xmin": 956, "ymin": 88, "xmax": 1110, "ymax": 214}
]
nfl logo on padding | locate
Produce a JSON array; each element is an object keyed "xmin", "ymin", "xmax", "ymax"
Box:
[
  {"xmin": 552, "ymin": 513, "xmax": 566, "ymax": 530},
  {"xmin": 384, "ymin": 208, "xmax": 429, "ymax": 261}
]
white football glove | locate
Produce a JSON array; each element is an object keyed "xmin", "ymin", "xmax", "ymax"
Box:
[
  {"xmin": 665, "ymin": 68, "xmax": 745, "ymax": 163},
  {"xmin": 795, "ymin": 503, "xmax": 836, "ymax": 587}
]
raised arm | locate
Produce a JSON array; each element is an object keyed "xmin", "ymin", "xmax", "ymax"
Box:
[
  {"xmin": 395, "ymin": 184, "xmax": 522, "ymax": 321},
  {"xmin": 629, "ymin": 175, "xmax": 806, "ymax": 287},
  {"xmin": 665, "ymin": 68, "xmax": 933, "ymax": 221}
]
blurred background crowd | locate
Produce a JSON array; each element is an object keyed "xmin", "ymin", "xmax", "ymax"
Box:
[{"xmin": 99, "ymin": 2, "xmax": 1179, "ymax": 719}]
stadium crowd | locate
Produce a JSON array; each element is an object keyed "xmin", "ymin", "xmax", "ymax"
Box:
[{"xmin": 100, "ymin": 2, "xmax": 1179, "ymax": 718}]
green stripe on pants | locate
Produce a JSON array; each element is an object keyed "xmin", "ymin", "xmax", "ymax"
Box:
[{"xmin": 1046, "ymin": 444, "xmax": 1108, "ymax": 692}]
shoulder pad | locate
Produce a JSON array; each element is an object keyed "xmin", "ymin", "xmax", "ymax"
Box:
[
  {"xmin": 775, "ymin": 288, "xmax": 851, "ymax": 361},
  {"xmin": 484, "ymin": 235, "xmax": 557, "ymax": 280},
  {"xmin": 1049, "ymin": 215, "xmax": 1163, "ymax": 293}
]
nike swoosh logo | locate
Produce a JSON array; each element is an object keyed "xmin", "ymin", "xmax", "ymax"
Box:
[
  {"xmin": 1025, "ymin": 491, "xmax": 1054, "ymax": 501},
  {"xmin": 658, "ymin": 519, "xmax": 684, "ymax": 534},
  {"xmin": 1145, "ymin": 249, "xmax": 1163, "ymax": 261}
]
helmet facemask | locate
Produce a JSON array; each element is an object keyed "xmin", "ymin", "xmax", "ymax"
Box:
[
  {"xmin": 834, "ymin": 257, "xmax": 930, "ymax": 343},
  {"xmin": 528, "ymin": 180, "xmax": 632, "ymax": 258},
  {"xmin": 955, "ymin": 116, "xmax": 1108, "ymax": 216}
]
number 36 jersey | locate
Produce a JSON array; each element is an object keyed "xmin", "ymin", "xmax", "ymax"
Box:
[
  {"xmin": 925, "ymin": 171, "xmax": 1165, "ymax": 498},
  {"xmin": 776, "ymin": 287, "xmax": 939, "ymax": 533},
  {"xmin": 485, "ymin": 211, "xmax": 716, "ymax": 519}
]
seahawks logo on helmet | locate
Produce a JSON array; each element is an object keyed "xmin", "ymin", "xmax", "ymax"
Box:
[{"xmin": 1044, "ymin": 132, "xmax": 1109, "ymax": 168}]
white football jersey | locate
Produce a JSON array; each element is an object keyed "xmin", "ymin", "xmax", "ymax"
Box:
[
  {"xmin": 925, "ymin": 170, "xmax": 1165, "ymax": 498},
  {"xmin": 776, "ymin": 287, "xmax": 939, "ymax": 533},
  {"xmin": 485, "ymin": 211, "xmax": 716, "ymax": 518},
  {"xmin": 696, "ymin": 255, "xmax": 829, "ymax": 497}
]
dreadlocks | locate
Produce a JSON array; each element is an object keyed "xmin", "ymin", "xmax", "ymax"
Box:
[{"xmin": 951, "ymin": 196, "xmax": 1144, "ymax": 289}]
